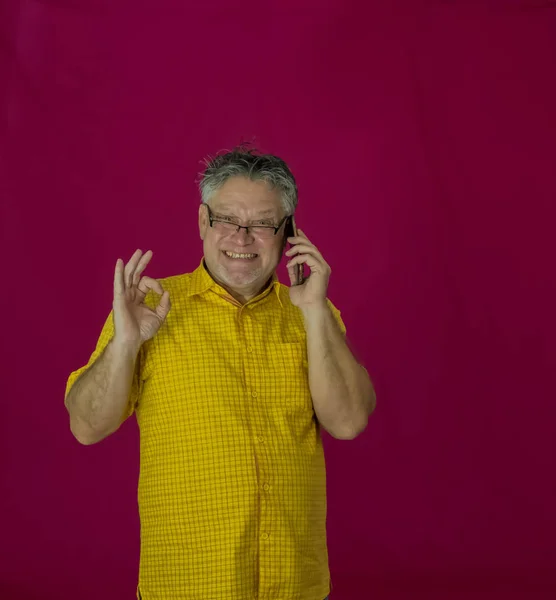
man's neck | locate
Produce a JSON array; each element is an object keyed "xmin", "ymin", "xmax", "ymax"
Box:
[{"xmin": 203, "ymin": 261, "xmax": 274, "ymax": 305}]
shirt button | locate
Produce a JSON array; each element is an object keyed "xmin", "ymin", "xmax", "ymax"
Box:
[
  {"xmin": 251, "ymin": 391, "xmax": 258, "ymax": 398},
  {"xmin": 261, "ymin": 532, "xmax": 269, "ymax": 540},
  {"xmin": 262, "ymin": 484, "xmax": 270, "ymax": 491},
  {"xmin": 246, "ymin": 346, "xmax": 253, "ymax": 353},
  {"xmin": 257, "ymin": 436, "xmax": 264, "ymax": 443}
]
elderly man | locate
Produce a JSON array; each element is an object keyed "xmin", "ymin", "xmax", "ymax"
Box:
[{"xmin": 64, "ymin": 146, "xmax": 375, "ymax": 600}]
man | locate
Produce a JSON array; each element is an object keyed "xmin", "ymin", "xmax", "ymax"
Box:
[{"xmin": 64, "ymin": 146, "xmax": 376, "ymax": 600}]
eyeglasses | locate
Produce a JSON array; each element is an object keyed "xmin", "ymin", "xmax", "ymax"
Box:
[{"xmin": 205, "ymin": 205, "xmax": 290, "ymax": 239}]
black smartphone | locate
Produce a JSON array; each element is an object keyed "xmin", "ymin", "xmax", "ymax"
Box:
[{"xmin": 286, "ymin": 215, "xmax": 303, "ymax": 286}]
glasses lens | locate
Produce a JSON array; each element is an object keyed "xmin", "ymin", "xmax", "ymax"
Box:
[
  {"xmin": 212, "ymin": 219, "xmax": 278, "ymax": 238},
  {"xmin": 250, "ymin": 226, "xmax": 276, "ymax": 238},
  {"xmin": 213, "ymin": 221, "xmax": 238, "ymax": 233}
]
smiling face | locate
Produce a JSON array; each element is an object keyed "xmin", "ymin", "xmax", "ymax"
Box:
[{"xmin": 198, "ymin": 176, "xmax": 288, "ymax": 303}]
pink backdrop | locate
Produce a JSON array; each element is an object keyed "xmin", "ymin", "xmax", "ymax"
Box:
[{"xmin": 2, "ymin": 1, "xmax": 555, "ymax": 599}]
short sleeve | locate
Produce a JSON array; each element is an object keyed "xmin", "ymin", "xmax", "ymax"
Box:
[
  {"xmin": 326, "ymin": 298, "xmax": 347, "ymax": 335},
  {"xmin": 64, "ymin": 310, "xmax": 143, "ymax": 422}
]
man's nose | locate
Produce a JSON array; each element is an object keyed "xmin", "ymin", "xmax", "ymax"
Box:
[{"xmin": 230, "ymin": 225, "xmax": 254, "ymax": 243}]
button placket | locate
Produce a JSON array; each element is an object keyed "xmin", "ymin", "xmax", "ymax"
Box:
[{"xmin": 241, "ymin": 305, "xmax": 273, "ymax": 553}]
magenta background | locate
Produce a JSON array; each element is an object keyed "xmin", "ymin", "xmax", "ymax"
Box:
[{"xmin": 1, "ymin": 1, "xmax": 556, "ymax": 599}]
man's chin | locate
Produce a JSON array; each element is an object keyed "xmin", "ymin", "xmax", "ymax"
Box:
[
  {"xmin": 223, "ymin": 272, "xmax": 261, "ymax": 288},
  {"xmin": 216, "ymin": 263, "xmax": 258, "ymax": 284}
]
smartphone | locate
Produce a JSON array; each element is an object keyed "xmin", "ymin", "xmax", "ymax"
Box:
[{"xmin": 287, "ymin": 215, "xmax": 304, "ymax": 286}]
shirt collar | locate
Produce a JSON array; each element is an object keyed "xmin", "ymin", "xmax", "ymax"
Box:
[{"xmin": 187, "ymin": 258, "xmax": 283, "ymax": 307}]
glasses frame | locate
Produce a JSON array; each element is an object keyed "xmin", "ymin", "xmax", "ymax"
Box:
[{"xmin": 205, "ymin": 204, "xmax": 291, "ymax": 237}]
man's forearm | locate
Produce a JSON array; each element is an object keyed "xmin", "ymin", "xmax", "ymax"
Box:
[
  {"xmin": 65, "ymin": 338, "xmax": 140, "ymax": 445},
  {"xmin": 303, "ymin": 302, "xmax": 375, "ymax": 439}
]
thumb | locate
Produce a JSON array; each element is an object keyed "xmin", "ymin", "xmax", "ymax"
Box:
[
  {"xmin": 155, "ymin": 290, "xmax": 171, "ymax": 320},
  {"xmin": 287, "ymin": 264, "xmax": 299, "ymax": 287}
]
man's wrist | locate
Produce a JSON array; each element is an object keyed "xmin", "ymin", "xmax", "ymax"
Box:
[
  {"xmin": 300, "ymin": 300, "xmax": 329, "ymax": 324},
  {"xmin": 111, "ymin": 335, "xmax": 142, "ymax": 358}
]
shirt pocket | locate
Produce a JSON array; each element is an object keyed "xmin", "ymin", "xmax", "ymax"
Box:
[{"xmin": 264, "ymin": 342, "xmax": 312, "ymax": 415}]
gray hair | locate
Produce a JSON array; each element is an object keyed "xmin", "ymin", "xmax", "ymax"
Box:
[{"xmin": 198, "ymin": 145, "xmax": 298, "ymax": 215}]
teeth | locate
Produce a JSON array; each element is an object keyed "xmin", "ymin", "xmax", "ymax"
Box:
[{"xmin": 225, "ymin": 251, "xmax": 257, "ymax": 259}]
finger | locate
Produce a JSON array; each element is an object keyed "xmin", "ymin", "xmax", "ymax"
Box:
[
  {"xmin": 287, "ymin": 262, "xmax": 301, "ymax": 286},
  {"xmin": 155, "ymin": 290, "xmax": 171, "ymax": 320},
  {"xmin": 133, "ymin": 250, "xmax": 153, "ymax": 286},
  {"xmin": 114, "ymin": 258, "xmax": 125, "ymax": 297},
  {"xmin": 287, "ymin": 244, "xmax": 331, "ymax": 274},
  {"xmin": 287, "ymin": 253, "xmax": 331, "ymax": 279},
  {"xmin": 286, "ymin": 235, "xmax": 313, "ymax": 246},
  {"xmin": 285, "ymin": 243, "xmax": 324, "ymax": 262},
  {"xmin": 286, "ymin": 253, "xmax": 322, "ymax": 272},
  {"xmin": 137, "ymin": 276, "xmax": 164, "ymax": 297},
  {"xmin": 285, "ymin": 242, "xmax": 315, "ymax": 255},
  {"xmin": 124, "ymin": 249, "xmax": 143, "ymax": 288}
]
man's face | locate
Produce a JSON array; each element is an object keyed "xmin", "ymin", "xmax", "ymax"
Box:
[{"xmin": 198, "ymin": 176, "xmax": 287, "ymax": 301}]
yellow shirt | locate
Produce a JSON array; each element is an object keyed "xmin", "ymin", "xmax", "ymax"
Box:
[{"xmin": 65, "ymin": 260, "xmax": 346, "ymax": 600}]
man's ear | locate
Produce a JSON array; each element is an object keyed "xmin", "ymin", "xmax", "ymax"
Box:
[
  {"xmin": 199, "ymin": 204, "xmax": 208, "ymax": 240},
  {"xmin": 281, "ymin": 217, "xmax": 291, "ymax": 251}
]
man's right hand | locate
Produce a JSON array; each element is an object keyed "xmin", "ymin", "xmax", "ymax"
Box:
[{"xmin": 113, "ymin": 249, "xmax": 171, "ymax": 350}]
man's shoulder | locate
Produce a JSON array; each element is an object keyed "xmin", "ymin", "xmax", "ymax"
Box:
[
  {"xmin": 143, "ymin": 271, "xmax": 195, "ymax": 309},
  {"xmin": 273, "ymin": 282, "xmax": 346, "ymax": 333},
  {"xmin": 274, "ymin": 281, "xmax": 299, "ymax": 310},
  {"xmin": 156, "ymin": 271, "xmax": 193, "ymax": 289},
  {"xmin": 273, "ymin": 282, "xmax": 341, "ymax": 312}
]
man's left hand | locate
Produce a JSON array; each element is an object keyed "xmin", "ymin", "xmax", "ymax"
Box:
[{"xmin": 285, "ymin": 229, "xmax": 330, "ymax": 310}]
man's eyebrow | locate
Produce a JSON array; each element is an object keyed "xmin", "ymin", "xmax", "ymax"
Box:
[{"xmin": 216, "ymin": 207, "xmax": 278, "ymax": 218}]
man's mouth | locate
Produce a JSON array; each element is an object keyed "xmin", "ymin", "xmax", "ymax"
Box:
[{"xmin": 223, "ymin": 251, "xmax": 258, "ymax": 260}]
